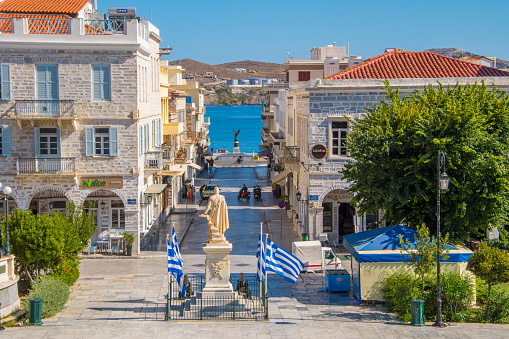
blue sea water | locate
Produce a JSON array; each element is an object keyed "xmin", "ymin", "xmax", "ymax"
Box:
[{"xmin": 205, "ymin": 105, "xmax": 262, "ymax": 153}]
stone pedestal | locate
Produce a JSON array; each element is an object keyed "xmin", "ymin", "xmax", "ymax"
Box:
[
  {"xmin": 202, "ymin": 241, "xmax": 234, "ymax": 297},
  {"xmin": 233, "ymin": 147, "xmax": 240, "ymax": 153}
]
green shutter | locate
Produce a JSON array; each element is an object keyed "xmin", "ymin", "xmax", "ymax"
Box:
[
  {"xmin": 56, "ymin": 127, "xmax": 61, "ymax": 157},
  {"xmin": 110, "ymin": 127, "xmax": 118, "ymax": 156},
  {"xmin": 85, "ymin": 126, "xmax": 94, "ymax": 156},
  {"xmin": 2, "ymin": 126, "xmax": 11, "ymax": 156},
  {"xmin": 1, "ymin": 64, "xmax": 11, "ymax": 100}
]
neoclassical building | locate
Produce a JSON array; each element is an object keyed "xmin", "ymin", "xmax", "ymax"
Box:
[{"xmin": 271, "ymin": 50, "xmax": 509, "ymax": 243}]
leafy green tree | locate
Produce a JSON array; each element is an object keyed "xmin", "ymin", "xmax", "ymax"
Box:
[
  {"xmin": 344, "ymin": 81, "xmax": 509, "ymax": 239},
  {"xmin": 467, "ymin": 242, "xmax": 509, "ymax": 316},
  {"xmin": 5, "ymin": 203, "xmax": 96, "ymax": 285},
  {"xmin": 399, "ymin": 224, "xmax": 450, "ymax": 292}
]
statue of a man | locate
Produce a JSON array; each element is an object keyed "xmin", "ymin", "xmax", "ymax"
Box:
[{"xmin": 199, "ymin": 186, "xmax": 229, "ymax": 242}]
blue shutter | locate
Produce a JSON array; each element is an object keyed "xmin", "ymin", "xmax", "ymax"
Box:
[
  {"xmin": 34, "ymin": 127, "xmax": 40, "ymax": 157},
  {"xmin": 85, "ymin": 127, "xmax": 94, "ymax": 156},
  {"xmin": 2, "ymin": 126, "xmax": 11, "ymax": 156},
  {"xmin": 110, "ymin": 127, "xmax": 118, "ymax": 156},
  {"xmin": 92, "ymin": 65, "xmax": 101, "ymax": 101},
  {"xmin": 56, "ymin": 127, "xmax": 61, "ymax": 157},
  {"xmin": 102, "ymin": 65, "xmax": 111, "ymax": 101},
  {"xmin": 1, "ymin": 64, "xmax": 11, "ymax": 100},
  {"xmin": 36, "ymin": 65, "xmax": 47, "ymax": 100},
  {"xmin": 48, "ymin": 65, "xmax": 58, "ymax": 100}
]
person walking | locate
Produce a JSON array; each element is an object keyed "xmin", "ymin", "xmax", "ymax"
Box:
[
  {"xmin": 191, "ymin": 185, "xmax": 196, "ymax": 202},
  {"xmin": 210, "ymin": 158, "xmax": 214, "ymax": 168},
  {"xmin": 188, "ymin": 185, "xmax": 192, "ymax": 201}
]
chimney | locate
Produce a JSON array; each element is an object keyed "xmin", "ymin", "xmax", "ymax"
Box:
[{"xmin": 92, "ymin": 0, "xmax": 98, "ymax": 12}]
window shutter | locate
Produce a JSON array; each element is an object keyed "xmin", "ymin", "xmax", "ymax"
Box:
[
  {"xmin": 152, "ymin": 120, "xmax": 155, "ymax": 146},
  {"xmin": 85, "ymin": 126, "xmax": 94, "ymax": 156},
  {"xmin": 48, "ymin": 65, "xmax": 58, "ymax": 100},
  {"xmin": 103, "ymin": 65, "xmax": 111, "ymax": 101},
  {"xmin": 110, "ymin": 127, "xmax": 118, "ymax": 156},
  {"xmin": 144, "ymin": 124, "xmax": 148, "ymax": 152},
  {"xmin": 139, "ymin": 125, "xmax": 143, "ymax": 155},
  {"xmin": 36, "ymin": 65, "xmax": 47, "ymax": 100},
  {"xmin": 1, "ymin": 64, "xmax": 11, "ymax": 100},
  {"xmin": 157, "ymin": 119, "xmax": 160, "ymax": 146},
  {"xmin": 2, "ymin": 126, "xmax": 11, "ymax": 156},
  {"xmin": 34, "ymin": 127, "xmax": 40, "ymax": 157},
  {"xmin": 92, "ymin": 65, "xmax": 101, "ymax": 101},
  {"xmin": 56, "ymin": 127, "xmax": 61, "ymax": 157}
]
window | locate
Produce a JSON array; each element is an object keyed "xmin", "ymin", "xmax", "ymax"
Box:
[
  {"xmin": 298, "ymin": 71, "xmax": 310, "ymax": 81},
  {"xmin": 92, "ymin": 64, "xmax": 111, "ymax": 101},
  {"xmin": 365, "ymin": 210, "xmax": 380, "ymax": 230},
  {"xmin": 85, "ymin": 126, "xmax": 118, "ymax": 156},
  {"xmin": 95, "ymin": 127, "xmax": 110, "ymax": 155},
  {"xmin": 110, "ymin": 200, "xmax": 125, "ymax": 229},
  {"xmin": 331, "ymin": 120, "xmax": 348, "ymax": 156},
  {"xmin": 36, "ymin": 64, "xmax": 58, "ymax": 100},
  {"xmin": 0, "ymin": 64, "xmax": 10, "ymax": 100},
  {"xmin": 322, "ymin": 202, "xmax": 333, "ymax": 232},
  {"xmin": 84, "ymin": 200, "xmax": 98, "ymax": 228},
  {"xmin": 1, "ymin": 126, "xmax": 10, "ymax": 156},
  {"xmin": 38, "ymin": 127, "xmax": 59, "ymax": 156}
]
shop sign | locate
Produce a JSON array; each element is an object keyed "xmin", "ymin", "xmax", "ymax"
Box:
[
  {"xmin": 310, "ymin": 144, "xmax": 327, "ymax": 160},
  {"xmin": 127, "ymin": 199, "xmax": 137, "ymax": 205},
  {"xmin": 80, "ymin": 177, "xmax": 123, "ymax": 189},
  {"xmin": 310, "ymin": 195, "xmax": 319, "ymax": 201}
]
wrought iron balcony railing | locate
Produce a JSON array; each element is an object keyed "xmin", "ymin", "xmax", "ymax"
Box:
[
  {"xmin": 144, "ymin": 151, "xmax": 163, "ymax": 170},
  {"xmin": 284, "ymin": 146, "xmax": 300, "ymax": 163},
  {"xmin": 17, "ymin": 157, "xmax": 77, "ymax": 175},
  {"xmin": 15, "ymin": 100, "xmax": 75, "ymax": 119},
  {"xmin": 84, "ymin": 19, "xmax": 126, "ymax": 35},
  {"xmin": 159, "ymin": 145, "xmax": 175, "ymax": 162},
  {"xmin": 175, "ymin": 148, "xmax": 187, "ymax": 163}
]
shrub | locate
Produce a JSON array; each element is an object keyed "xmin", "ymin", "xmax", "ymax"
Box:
[
  {"xmin": 23, "ymin": 275, "xmax": 70, "ymax": 319},
  {"xmin": 381, "ymin": 272, "xmax": 420, "ymax": 322},
  {"xmin": 49, "ymin": 254, "xmax": 80, "ymax": 286},
  {"xmin": 484, "ymin": 289, "xmax": 509, "ymax": 323}
]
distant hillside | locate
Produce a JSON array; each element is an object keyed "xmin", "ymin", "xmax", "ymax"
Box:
[
  {"xmin": 426, "ymin": 48, "xmax": 509, "ymax": 69},
  {"xmin": 168, "ymin": 59, "xmax": 285, "ymax": 84}
]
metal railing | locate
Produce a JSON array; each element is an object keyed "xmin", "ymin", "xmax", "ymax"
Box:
[
  {"xmin": 144, "ymin": 151, "xmax": 163, "ymax": 169},
  {"xmin": 263, "ymin": 83, "xmax": 289, "ymax": 88},
  {"xmin": 183, "ymin": 130, "xmax": 196, "ymax": 144},
  {"xmin": 159, "ymin": 145, "xmax": 175, "ymax": 162},
  {"xmin": 84, "ymin": 19, "xmax": 126, "ymax": 35},
  {"xmin": 15, "ymin": 100, "xmax": 75, "ymax": 118},
  {"xmin": 17, "ymin": 158, "xmax": 76, "ymax": 175},
  {"xmin": 28, "ymin": 18, "xmax": 69, "ymax": 34},
  {"xmin": 284, "ymin": 146, "xmax": 300, "ymax": 163},
  {"xmin": 165, "ymin": 274, "xmax": 268, "ymax": 320},
  {"xmin": 175, "ymin": 148, "xmax": 187, "ymax": 163},
  {"xmin": 0, "ymin": 18, "xmax": 12, "ymax": 33}
]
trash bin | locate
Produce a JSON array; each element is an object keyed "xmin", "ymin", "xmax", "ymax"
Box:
[
  {"xmin": 302, "ymin": 233, "xmax": 308, "ymax": 241},
  {"xmin": 28, "ymin": 298, "xmax": 43, "ymax": 325},
  {"xmin": 410, "ymin": 299, "xmax": 425, "ymax": 326},
  {"xmin": 326, "ymin": 269, "xmax": 350, "ymax": 292}
]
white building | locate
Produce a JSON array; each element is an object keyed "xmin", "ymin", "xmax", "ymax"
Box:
[{"xmin": 0, "ymin": 0, "xmax": 165, "ymax": 253}]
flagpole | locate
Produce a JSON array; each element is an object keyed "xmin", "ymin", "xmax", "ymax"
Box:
[
  {"xmin": 166, "ymin": 233, "xmax": 171, "ymax": 299},
  {"xmin": 265, "ymin": 232, "xmax": 269, "ymax": 298},
  {"xmin": 259, "ymin": 222, "xmax": 263, "ymax": 295}
]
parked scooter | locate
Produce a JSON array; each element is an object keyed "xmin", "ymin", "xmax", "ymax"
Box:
[
  {"xmin": 237, "ymin": 189, "xmax": 251, "ymax": 201},
  {"xmin": 253, "ymin": 185, "xmax": 262, "ymax": 201}
]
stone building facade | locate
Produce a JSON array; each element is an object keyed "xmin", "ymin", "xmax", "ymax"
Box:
[{"xmin": 0, "ymin": 16, "xmax": 163, "ymax": 254}]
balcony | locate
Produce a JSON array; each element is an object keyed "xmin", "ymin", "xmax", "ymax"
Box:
[
  {"xmin": 284, "ymin": 146, "xmax": 300, "ymax": 163},
  {"xmin": 261, "ymin": 128, "xmax": 271, "ymax": 142},
  {"xmin": 17, "ymin": 157, "xmax": 77, "ymax": 176},
  {"xmin": 159, "ymin": 145, "xmax": 175, "ymax": 164},
  {"xmin": 163, "ymin": 122, "xmax": 185, "ymax": 136},
  {"xmin": 144, "ymin": 151, "xmax": 163, "ymax": 171},
  {"xmin": 15, "ymin": 100, "xmax": 76, "ymax": 119},
  {"xmin": 175, "ymin": 148, "xmax": 187, "ymax": 164},
  {"xmin": 196, "ymin": 129, "xmax": 208, "ymax": 140},
  {"xmin": 183, "ymin": 130, "xmax": 196, "ymax": 145}
]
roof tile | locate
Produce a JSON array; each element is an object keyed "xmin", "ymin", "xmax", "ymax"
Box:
[
  {"xmin": 0, "ymin": 0, "xmax": 89, "ymax": 17},
  {"xmin": 327, "ymin": 51, "xmax": 509, "ymax": 80}
]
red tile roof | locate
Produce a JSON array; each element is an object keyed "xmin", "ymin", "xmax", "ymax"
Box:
[
  {"xmin": 0, "ymin": 0, "xmax": 89, "ymax": 17},
  {"xmin": 327, "ymin": 51, "xmax": 509, "ymax": 80}
]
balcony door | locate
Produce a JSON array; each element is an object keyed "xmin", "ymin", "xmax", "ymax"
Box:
[
  {"xmin": 34, "ymin": 127, "xmax": 61, "ymax": 173},
  {"xmin": 36, "ymin": 64, "xmax": 58, "ymax": 116}
]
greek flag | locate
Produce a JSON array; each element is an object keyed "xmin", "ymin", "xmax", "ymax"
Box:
[
  {"xmin": 167, "ymin": 225, "xmax": 185, "ymax": 297},
  {"xmin": 265, "ymin": 238, "xmax": 304, "ymax": 283},
  {"xmin": 256, "ymin": 233, "xmax": 265, "ymax": 281}
]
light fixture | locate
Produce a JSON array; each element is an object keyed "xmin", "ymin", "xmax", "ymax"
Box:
[
  {"xmin": 100, "ymin": 200, "xmax": 106, "ymax": 209},
  {"xmin": 439, "ymin": 172, "xmax": 450, "ymax": 191},
  {"xmin": 146, "ymin": 194, "xmax": 153, "ymax": 204},
  {"xmin": 296, "ymin": 191, "xmax": 302, "ymax": 201}
]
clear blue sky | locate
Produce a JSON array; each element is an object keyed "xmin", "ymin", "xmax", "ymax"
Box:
[{"xmin": 99, "ymin": 0, "xmax": 509, "ymax": 65}]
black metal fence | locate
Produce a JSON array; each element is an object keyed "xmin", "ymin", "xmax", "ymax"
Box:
[{"xmin": 165, "ymin": 274, "xmax": 268, "ymax": 320}]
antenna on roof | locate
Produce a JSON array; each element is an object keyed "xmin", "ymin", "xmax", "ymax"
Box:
[{"xmin": 158, "ymin": 47, "xmax": 173, "ymax": 60}]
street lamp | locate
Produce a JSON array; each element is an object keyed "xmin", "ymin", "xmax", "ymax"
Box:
[
  {"xmin": 433, "ymin": 151, "xmax": 450, "ymax": 328},
  {"xmin": 0, "ymin": 182, "xmax": 12, "ymax": 256}
]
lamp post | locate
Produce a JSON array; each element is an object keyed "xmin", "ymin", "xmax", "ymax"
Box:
[
  {"xmin": 0, "ymin": 182, "xmax": 12, "ymax": 255},
  {"xmin": 433, "ymin": 151, "xmax": 450, "ymax": 328},
  {"xmin": 296, "ymin": 191, "xmax": 309, "ymax": 240}
]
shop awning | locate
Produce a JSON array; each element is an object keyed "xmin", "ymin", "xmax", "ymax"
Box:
[
  {"xmin": 272, "ymin": 168, "xmax": 291, "ymax": 184},
  {"xmin": 144, "ymin": 184, "xmax": 167, "ymax": 194},
  {"xmin": 187, "ymin": 162, "xmax": 202, "ymax": 170},
  {"xmin": 162, "ymin": 164, "xmax": 188, "ymax": 176},
  {"xmin": 162, "ymin": 170, "xmax": 185, "ymax": 176}
]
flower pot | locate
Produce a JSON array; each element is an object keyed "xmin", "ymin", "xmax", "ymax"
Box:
[{"xmin": 126, "ymin": 244, "xmax": 132, "ymax": 256}]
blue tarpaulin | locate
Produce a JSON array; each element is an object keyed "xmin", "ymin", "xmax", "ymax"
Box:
[{"xmin": 343, "ymin": 225, "xmax": 473, "ymax": 263}]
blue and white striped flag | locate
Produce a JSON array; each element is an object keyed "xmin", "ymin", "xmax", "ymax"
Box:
[
  {"xmin": 265, "ymin": 238, "xmax": 304, "ymax": 283},
  {"xmin": 256, "ymin": 233, "xmax": 265, "ymax": 281},
  {"xmin": 167, "ymin": 225, "xmax": 185, "ymax": 298}
]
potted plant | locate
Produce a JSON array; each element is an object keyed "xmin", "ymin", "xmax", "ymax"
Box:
[{"xmin": 122, "ymin": 233, "xmax": 135, "ymax": 256}]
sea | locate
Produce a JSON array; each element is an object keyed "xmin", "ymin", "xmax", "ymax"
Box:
[{"xmin": 205, "ymin": 105, "xmax": 262, "ymax": 154}]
